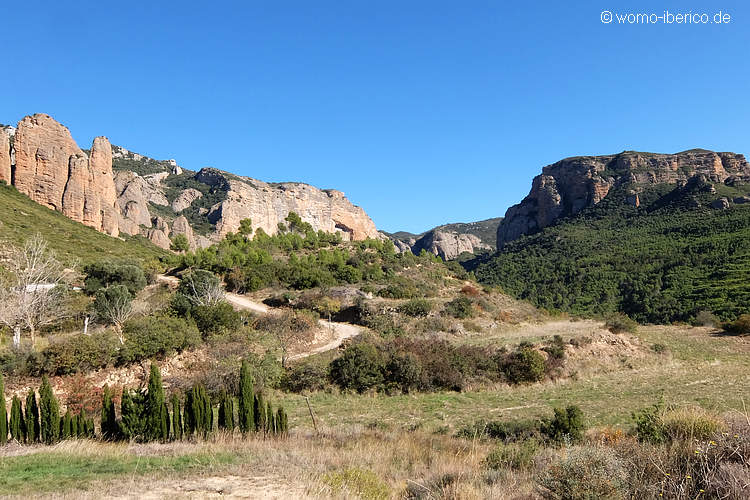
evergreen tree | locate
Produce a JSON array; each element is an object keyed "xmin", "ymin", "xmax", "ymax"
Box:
[
  {"xmin": 171, "ymin": 394, "xmax": 183, "ymax": 441},
  {"xmin": 218, "ymin": 391, "xmax": 234, "ymax": 431},
  {"xmin": 100, "ymin": 385, "xmax": 118, "ymax": 440},
  {"xmin": 185, "ymin": 384, "xmax": 212, "ymax": 437},
  {"xmin": 145, "ymin": 364, "xmax": 168, "ymax": 442},
  {"xmin": 39, "ymin": 375, "xmax": 59, "ymax": 444},
  {"xmin": 253, "ymin": 393, "xmax": 266, "ymax": 433},
  {"xmin": 24, "ymin": 389, "xmax": 39, "ymax": 443},
  {"xmin": 0, "ymin": 373, "xmax": 7, "ymax": 445},
  {"xmin": 237, "ymin": 360, "xmax": 254, "ymax": 434},
  {"xmin": 266, "ymin": 401, "xmax": 274, "ymax": 435},
  {"xmin": 202, "ymin": 389, "xmax": 213, "ymax": 437},
  {"xmin": 70, "ymin": 411, "xmax": 78, "ymax": 437},
  {"xmin": 60, "ymin": 411, "xmax": 72, "ymax": 440},
  {"xmin": 78, "ymin": 408, "xmax": 89, "ymax": 438},
  {"xmin": 9, "ymin": 396, "xmax": 24, "ymax": 442},
  {"xmin": 276, "ymin": 406, "xmax": 288, "ymax": 436},
  {"xmin": 120, "ymin": 389, "xmax": 147, "ymax": 441}
]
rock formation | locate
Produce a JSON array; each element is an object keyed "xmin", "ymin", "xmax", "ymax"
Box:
[
  {"xmin": 12, "ymin": 114, "xmax": 119, "ymax": 236},
  {"xmin": 171, "ymin": 188, "xmax": 202, "ymax": 212},
  {"xmin": 410, "ymin": 230, "xmax": 490, "ymax": 260},
  {"xmin": 197, "ymin": 168, "xmax": 380, "ymax": 241},
  {"xmin": 497, "ymin": 149, "xmax": 750, "ymax": 247},
  {"xmin": 0, "ymin": 128, "xmax": 11, "ymax": 184}
]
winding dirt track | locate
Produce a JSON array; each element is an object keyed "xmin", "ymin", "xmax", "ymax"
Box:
[{"xmin": 158, "ymin": 275, "xmax": 362, "ymax": 359}]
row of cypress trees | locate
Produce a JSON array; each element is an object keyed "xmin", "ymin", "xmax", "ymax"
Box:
[
  {"xmin": 1, "ymin": 360, "xmax": 289, "ymax": 445},
  {"xmin": 0, "ymin": 373, "xmax": 94, "ymax": 445}
]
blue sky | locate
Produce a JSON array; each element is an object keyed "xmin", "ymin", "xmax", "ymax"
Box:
[{"xmin": 3, "ymin": 1, "xmax": 749, "ymax": 233}]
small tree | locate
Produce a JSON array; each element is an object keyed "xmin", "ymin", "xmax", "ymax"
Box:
[
  {"xmin": 266, "ymin": 401, "xmax": 275, "ymax": 434},
  {"xmin": 177, "ymin": 270, "xmax": 224, "ymax": 308},
  {"xmin": 24, "ymin": 389, "xmax": 39, "ymax": 443},
  {"xmin": 39, "ymin": 375, "xmax": 59, "ymax": 444},
  {"xmin": 93, "ymin": 285, "xmax": 135, "ymax": 344},
  {"xmin": 145, "ymin": 364, "xmax": 168, "ymax": 442},
  {"xmin": 100, "ymin": 385, "xmax": 118, "ymax": 440},
  {"xmin": 170, "ymin": 234, "xmax": 190, "ymax": 252},
  {"xmin": 238, "ymin": 360, "xmax": 255, "ymax": 434},
  {"xmin": 0, "ymin": 374, "xmax": 6, "ymax": 445},
  {"xmin": 119, "ymin": 389, "xmax": 147, "ymax": 441},
  {"xmin": 218, "ymin": 391, "xmax": 234, "ymax": 431},
  {"xmin": 276, "ymin": 406, "xmax": 288, "ymax": 436},
  {"xmin": 315, "ymin": 296, "xmax": 341, "ymax": 323},
  {"xmin": 9, "ymin": 395, "xmax": 24, "ymax": 442},
  {"xmin": 171, "ymin": 394, "xmax": 183, "ymax": 441},
  {"xmin": 238, "ymin": 218, "xmax": 253, "ymax": 237},
  {"xmin": 254, "ymin": 393, "xmax": 266, "ymax": 433},
  {"xmin": 541, "ymin": 405, "xmax": 586, "ymax": 443}
]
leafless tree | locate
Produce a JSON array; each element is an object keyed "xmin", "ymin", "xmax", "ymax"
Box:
[
  {"xmin": 0, "ymin": 234, "xmax": 70, "ymax": 346},
  {"xmin": 181, "ymin": 270, "xmax": 225, "ymax": 307},
  {"xmin": 256, "ymin": 310, "xmax": 316, "ymax": 367}
]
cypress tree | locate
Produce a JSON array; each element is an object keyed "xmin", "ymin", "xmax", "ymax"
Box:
[
  {"xmin": 70, "ymin": 411, "xmax": 79, "ymax": 438},
  {"xmin": 171, "ymin": 394, "xmax": 182, "ymax": 441},
  {"xmin": 39, "ymin": 375, "xmax": 59, "ymax": 444},
  {"xmin": 265, "ymin": 401, "xmax": 274, "ymax": 435},
  {"xmin": 184, "ymin": 387, "xmax": 198, "ymax": 436},
  {"xmin": 202, "ymin": 389, "xmax": 213, "ymax": 438},
  {"xmin": 78, "ymin": 408, "xmax": 88, "ymax": 438},
  {"xmin": 237, "ymin": 360, "xmax": 254, "ymax": 434},
  {"xmin": 101, "ymin": 385, "xmax": 118, "ymax": 440},
  {"xmin": 24, "ymin": 390, "xmax": 39, "ymax": 443},
  {"xmin": 9, "ymin": 396, "xmax": 24, "ymax": 442},
  {"xmin": 120, "ymin": 389, "xmax": 146, "ymax": 441},
  {"xmin": 163, "ymin": 401, "xmax": 171, "ymax": 440},
  {"xmin": 253, "ymin": 393, "xmax": 265, "ymax": 433},
  {"xmin": 276, "ymin": 406, "xmax": 288, "ymax": 436},
  {"xmin": 0, "ymin": 373, "xmax": 7, "ymax": 445},
  {"xmin": 60, "ymin": 411, "xmax": 72, "ymax": 440},
  {"xmin": 145, "ymin": 364, "xmax": 168, "ymax": 442},
  {"xmin": 218, "ymin": 391, "xmax": 234, "ymax": 431}
]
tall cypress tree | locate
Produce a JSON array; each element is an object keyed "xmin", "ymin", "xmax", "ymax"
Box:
[
  {"xmin": 39, "ymin": 375, "xmax": 59, "ymax": 444},
  {"xmin": 265, "ymin": 401, "xmax": 274, "ymax": 435},
  {"xmin": 276, "ymin": 406, "xmax": 288, "ymax": 436},
  {"xmin": 60, "ymin": 411, "xmax": 72, "ymax": 440},
  {"xmin": 237, "ymin": 360, "xmax": 254, "ymax": 434},
  {"xmin": 202, "ymin": 389, "xmax": 213, "ymax": 438},
  {"xmin": 171, "ymin": 394, "xmax": 182, "ymax": 441},
  {"xmin": 101, "ymin": 385, "xmax": 118, "ymax": 440},
  {"xmin": 24, "ymin": 389, "xmax": 39, "ymax": 443},
  {"xmin": 0, "ymin": 373, "xmax": 7, "ymax": 445},
  {"xmin": 253, "ymin": 393, "xmax": 265, "ymax": 433},
  {"xmin": 70, "ymin": 411, "xmax": 79, "ymax": 438},
  {"xmin": 120, "ymin": 389, "xmax": 147, "ymax": 441},
  {"xmin": 145, "ymin": 364, "xmax": 168, "ymax": 442},
  {"xmin": 184, "ymin": 386, "xmax": 198, "ymax": 436},
  {"xmin": 9, "ymin": 396, "xmax": 24, "ymax": 442},
  {"xmin": 78, "ymin": 408, "xmax": 88, "ymax": 438},
  {"xmin": 218, "ymin": 391, "xmax": 234, "ymax": 431}
]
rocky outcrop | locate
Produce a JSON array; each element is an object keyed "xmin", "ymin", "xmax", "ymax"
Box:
[
  {"xmin": 497, "ymin": 150, "xmax": 750, "ymax": 247},
  {"xmin": 171, "ymin": 188, "xmax": 202, "ymax": 212},
  {"xmin": 0, "ymin": 128, "xmax": 11, "ymax": 184},
  {"xmin": 411, "ymin": 230, "xmax": 490, "ymax": 260},
  {"xmin": 12, "ymin": 114, "xmax": 119, "ymax": 236},
  {"xmin": 199, "ymin": 169, "xmax": 380, "ymax": 241}
]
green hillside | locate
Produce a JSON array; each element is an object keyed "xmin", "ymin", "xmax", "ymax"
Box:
[
  {"xmin": 475, "ymin": 181, "xmax": 750, "ymax": 323},
  {"xmin": 0, "ymin": 182, "xmax": 168, "ymax": 265}
]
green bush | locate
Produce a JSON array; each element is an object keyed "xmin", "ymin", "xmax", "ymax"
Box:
[
  {"xmin": 190, "ymin": 302, "xmax": 242, "ymax": 337},
  {"xmin": 119, "ymin": 315, "xmax": 201, "ymax": 363},
  {"xmin": 443, "ymin": 296, "xmax": 474, "ymax": 319},
  {"xmin": 284, "ymin": 362, "xmax": 330, "ymax": 393},
  {"xmin": 604, "ymin": 313, "xmax": 638, "ymax": 334},
  {"xmin": 40, "ymin": 331, "xmax": 120, "ymax": 375},
  {"xmin": 503, "ymin": 347, "xmax": 546, "ymax": 384},
  {"xmin": 398, "ymin": 298, "xmax": 432, "ymax": 317},
  {"xmin": 457, "ymin": 419, "xmax": 541, "ymax": 442},
  {"xmin": 538, "ymin": 445, "xmax": 627, "ymax": 500},
  {"xmin": 541, "ymin": 405, "xmax": 586, "ymax": 443},
  {"xmin": 84, "ymin": 261, "xmax": 147, "ymax": 296},
  {"xmin": 329, "ymin": 343, "xmax": 385, "ymax": 393},
  {"xmin": 384, "ymin": 352, "xmax": 422, "ymax": 393},
  {"xmin": 322, "ymin": 467, "xmax": 390, "ymax": 500},
  {"xmin": 722, "ymin": 314, "xmax": 750, "ymax": 335}
]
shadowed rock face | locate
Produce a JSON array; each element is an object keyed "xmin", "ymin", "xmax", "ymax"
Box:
[
  {"xmin": 497, "ymin": 149, "xmax": 750, "ymax": 247},
  {"xmin": 3, "ymin": 113, "xmax": 382, "ymax": 250},
  {"xmin": 11, "ymin": 114, "xmax": 119, "ymax": 236}
]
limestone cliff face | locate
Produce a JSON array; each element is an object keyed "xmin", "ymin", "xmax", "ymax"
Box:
[
  {"xmin": 0, "ymin": 128, "xmax": 11, "ymax": 184},
  {"xmin": 411, "ymin": 230, "xmax": 490, "ymax": 260},
  {"xmin": 198, "ymin": 168, "xmax": 380, "ymax": 241},
  {"xmin": 497, "ymin": 149, "xmax": 750, "ymax": 247},
  {"xmin": 10, "ymin": 114, "xmax": 119, "ymax": 236}
]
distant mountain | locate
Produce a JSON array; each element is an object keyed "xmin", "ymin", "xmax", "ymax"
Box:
[
  {"xmin": 476, "ymin": 150, "xmax": 750, "ymax": 323},
  {"xmin": 388, "ymin": 217, "xmax": 502, "ymax": 260}
]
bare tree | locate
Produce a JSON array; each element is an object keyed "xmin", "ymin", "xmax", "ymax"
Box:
[
  {"xmin": 0, "ymin": 235, "xmax": 70, "ymax": 346},
  {"xmin": 179, "ymin": 269, "xmax": 225, "ymax": 307}
]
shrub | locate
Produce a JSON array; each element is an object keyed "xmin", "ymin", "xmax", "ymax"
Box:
[
  {"xmin": 384, "ymin": 352, "xmax": 422, "ymax": 393},
  {"xmin": 119, "ymin": 315, "xmax": 201, "ymax": 363},
  {"xmin": 398, "ymin": 298, "xmax": 432, "ymax": 317},
  {"xmin": 484, "ymin": 439, "xmax": 539, "ymax": 470},
  {"xmin": 84, "ymin": 261, "xmax": 147, "ymax": 296},
  {"xmin": 722, "ymin": 314, "xmax": 750, "ymax": 335},
  {"xmin": 541, "ymin": 405, "xmax": 586, "ymax": 443},
  {"xmin": 443, "ymin": 296, "xmax": 474, "ymax": 319},
  {"xmin": 538, "ymin": 445, "xmax": 627, "ymax": 500},
  {"xmin": 633, "ymin": 403, "xmax": 666, "ymax": 444},
  {"xmin": 503, "ymin": 347, "xmax": 546, "ymax": 384},
  {"xmin": 190, "ymin": 302, "xmax": 242, "ymax": 337},
  {"xmin": 695, "ymin": 309, "xmax": 720, "ymax": 327},
  {"xmin": 651, "ymin": 342, "xmax": 667, "ymax": 354},
  {"xmin": 329, "ymin": 343, "xmax": 384, "ymax": 393},
  {"xmin": 41, "ymin": 331, "xmax": 120, "ymax": 375},
  {"xmin": 284, "ymin": 362, "xmax": 329, "ymax": 393},
  {"xmin": 543, "ymin": 335, "xmax": 567, "ymax": 360},
  {"xmin": 605, "ymin": 313, "xmax": 638, "ymax": 334},
  {"xmin": 660, "ymin": 406, "xmax": 725, "ymax": 441},
  {"xmin": 460, "ymin": 284, "xmax": 480, "ymax": 297}
]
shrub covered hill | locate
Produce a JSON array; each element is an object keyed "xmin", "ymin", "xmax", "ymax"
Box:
[{"xmin": 474, "ymin": 149, "xmax": 750, "ymax": 324}]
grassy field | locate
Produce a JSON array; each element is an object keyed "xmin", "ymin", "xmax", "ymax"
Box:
[
  {"xmin": 278, "ymin": 323, "xmax": 750, "ymax": 432},
  {"xmin": 0, "ymin": 182, "xmax": 167, "ymax": 265}
]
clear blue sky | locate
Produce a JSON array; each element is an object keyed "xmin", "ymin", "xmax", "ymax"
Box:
[{"xmin": 3, "ymin": 1, "xmax": 749, "ymax": 233}]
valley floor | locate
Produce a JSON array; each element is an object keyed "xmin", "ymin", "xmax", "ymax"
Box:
[{"xmin": 2, "ymin": 321, "xmax": 749, "ymax": 498}]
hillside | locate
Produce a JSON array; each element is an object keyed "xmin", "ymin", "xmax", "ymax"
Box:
[
  {"xmin": 0, "ymin": 181, "xmax": 167, "ymax": 265},
  {"xmin": 475, "ymin": 179, "xmax": 750, "ymax": 323},
  {"xmin": 388, "ymin": 217, "xmax": 501, "ymax": 260}
]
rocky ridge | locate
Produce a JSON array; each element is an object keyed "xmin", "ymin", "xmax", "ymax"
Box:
[
  {"xmin": 390, "ymin": 217, "xmax": 501, "ymax": 260},
  {"xmin": 1, "ymin": 114, "xmax": 381, "ymax": 250},
  {"xmin": 497, "ymin": 149, "xmax": 750, "ymax": 247}
]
